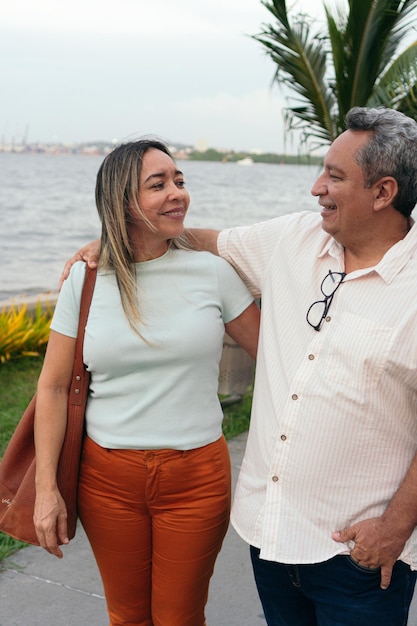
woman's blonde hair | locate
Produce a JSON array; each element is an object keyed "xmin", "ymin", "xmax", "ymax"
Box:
[{"xmin": 95, "ymin": 139, "xmax": 185, "ymax": 333}]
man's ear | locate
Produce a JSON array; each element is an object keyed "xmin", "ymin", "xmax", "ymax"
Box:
[{"xmin": 373, "ymin": 177, "xmax": 398, "ymax": 211}]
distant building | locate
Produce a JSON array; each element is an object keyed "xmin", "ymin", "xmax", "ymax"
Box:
[{"xmin": 194, "ymin": 138, "xmax": 209, "ymax": 152}]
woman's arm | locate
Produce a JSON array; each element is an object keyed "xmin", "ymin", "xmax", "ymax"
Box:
[
  {"xmin": 34, "ymin": 330, "xmax": 76, "ymax": 558},
  {"xmin": 224, "ymin": 301, "xmax": 260, "ymax": 361}
]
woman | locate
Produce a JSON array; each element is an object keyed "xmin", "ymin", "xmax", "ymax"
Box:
[{"xmin": 33, "ymin": 139, "xmax": 259, "ymax": 626}]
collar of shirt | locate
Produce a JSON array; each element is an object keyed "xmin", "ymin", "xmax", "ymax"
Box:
[{"xmin": 316, "ymin": 221, "xmax": 417, "ymax": 284}]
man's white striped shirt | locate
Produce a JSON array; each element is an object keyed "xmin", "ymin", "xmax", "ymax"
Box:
[{"xmin": 218, "ymin": 211, "xmax": 417, "ymax": 567}]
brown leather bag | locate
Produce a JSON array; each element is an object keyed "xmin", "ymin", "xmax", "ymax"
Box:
[{"xmin": 0, "ymin": 266, "xmax": 96, "ymax": 545}]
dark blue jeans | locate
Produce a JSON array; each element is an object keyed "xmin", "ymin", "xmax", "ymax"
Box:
[{"xmin": 250, "ymin": 546, "xmax": 417, "ymax": 626}]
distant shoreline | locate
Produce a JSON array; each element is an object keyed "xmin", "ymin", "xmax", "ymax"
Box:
[
  {"xmin": 0, "ymin": 145, "xmax": 324, "ymax": 166},
  {"xmin": 0, "ymin": 291, "xmax": 58, "ymax": 313}
]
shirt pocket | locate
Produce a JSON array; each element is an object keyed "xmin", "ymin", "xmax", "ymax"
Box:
[{"xmin": 324, "ymin": 312, "xmax": 395, "ymax": 391}]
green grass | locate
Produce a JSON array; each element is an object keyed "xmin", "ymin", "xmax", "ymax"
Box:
[
  {"xmin": 221, "ymin": 391, "xmax": 253, "ymax": 439},
  {"xmin": 0, "ymin": 355, "xmax": 252, "ymax": 562},
  {"xmin": 0, "ymin": 356, "xmax": 44, "ymax": 560},
  {"xmin": 0, "ymin": 356, "xmax": 44, "ymax": 456}
]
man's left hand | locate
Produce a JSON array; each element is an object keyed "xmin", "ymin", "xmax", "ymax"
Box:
[{"xmin": 333, "ymin": 516, "xmax": 406, "ymax": 590}]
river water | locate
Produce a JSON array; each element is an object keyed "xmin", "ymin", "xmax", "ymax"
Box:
[{"xmin": 0, "ymin": 153, "xmax": 321, "ymax": 300}]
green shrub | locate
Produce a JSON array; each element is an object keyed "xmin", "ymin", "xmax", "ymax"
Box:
[{"xmin": 0, "ymin": 303, "xmax": 52, "ymax": 363}]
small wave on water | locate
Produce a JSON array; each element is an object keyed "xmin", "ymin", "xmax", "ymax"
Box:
[{"xmin": 1, "ymin": 153, "xmax": 321, "ymax": 301}]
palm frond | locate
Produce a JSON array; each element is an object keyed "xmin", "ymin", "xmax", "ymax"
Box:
[
  {"xmin": 367, "ymin": 42, "xmax": 417, "ymax": 116},
  {"xmin": 326, "ymin": 0, "xmax": 417, "ymax": 113},
  {"xmin": 253, "ymin": 0, "xmax": 417, "ymax": 149},
  {"xmin": 253, "ymin": 0, "xmax": 338, "ymax": 146}
]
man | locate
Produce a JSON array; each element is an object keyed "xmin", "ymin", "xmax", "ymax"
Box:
[{"xmin": 64, "ymin": 107, "xmax": 417, "ymax": 625}]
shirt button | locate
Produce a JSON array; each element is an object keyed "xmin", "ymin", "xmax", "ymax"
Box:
[
  {"xmin": 292, "ymin": 394, "xmax": 298, "ymax": 400},
  {"xmin": 325, "ymin": 315, "xmax": 331, "ymax": 322},
  {"xmin": 272, "ymin": 475, "xmax": 279, "ymax": 482},
  {"xmin": 308, "ymin": 354, "xmax": 314, "ymax": 360},
  {"xmin": 280, "ymin": 434, "xmax": 287, "ymax": 441}
]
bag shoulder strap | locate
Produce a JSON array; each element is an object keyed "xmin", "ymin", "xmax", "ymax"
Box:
[{"xmin": 69, "ymin": 266, "xmax": 97, "ymax": 407}]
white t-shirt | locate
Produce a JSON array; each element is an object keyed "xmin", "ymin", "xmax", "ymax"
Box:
[
  {"xmin": 51, "ymin": 249, "xmax": 253, "ymax": 450},
  {"xmin": 218, "ymin": 211, "xmax": 417, "ymax": 568}
]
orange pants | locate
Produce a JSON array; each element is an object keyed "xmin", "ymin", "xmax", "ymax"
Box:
[{"xmin": 78, "ymin": 435, "xmax": 231, "ymax": 626}]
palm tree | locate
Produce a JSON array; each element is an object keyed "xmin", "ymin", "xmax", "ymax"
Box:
[{"xmin": 253, "ymin": 0, "xmax": 417, "ymax": 150}]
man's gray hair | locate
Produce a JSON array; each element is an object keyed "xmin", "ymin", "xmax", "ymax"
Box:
[{"xmin": 345, "ymin": 107, "xmax": 417, "ymax": 217}]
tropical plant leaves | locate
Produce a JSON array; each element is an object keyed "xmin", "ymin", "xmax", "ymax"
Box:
[
  {"xmin": 0, "ymin": 303, "xmax": 52, "ymax": 363},
  {"xmin": 253, "ymin": 0, "xmax": 417, "ymax": 149}
]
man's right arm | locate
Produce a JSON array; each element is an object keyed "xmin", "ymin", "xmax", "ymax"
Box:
[
  {"xmin": 59, "ymin": 238, "xmax": 100, "ymax": 289},
  {"xmin": 185, "ymin": 229, "xmax": 220, "ymax": 255},
  {"xmin": 59, "ymin": 229, "xmax": 222, "ymax": 289}
]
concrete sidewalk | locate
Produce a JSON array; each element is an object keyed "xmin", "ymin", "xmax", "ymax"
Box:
[{"xmin": 1, "ymin": 430, "xmax": 417, "ymax": 625}]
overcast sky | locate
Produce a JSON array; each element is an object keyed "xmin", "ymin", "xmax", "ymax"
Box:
[{"xmin": 2, "ymin": 0, "xmax": 339, "ymax": 153}]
